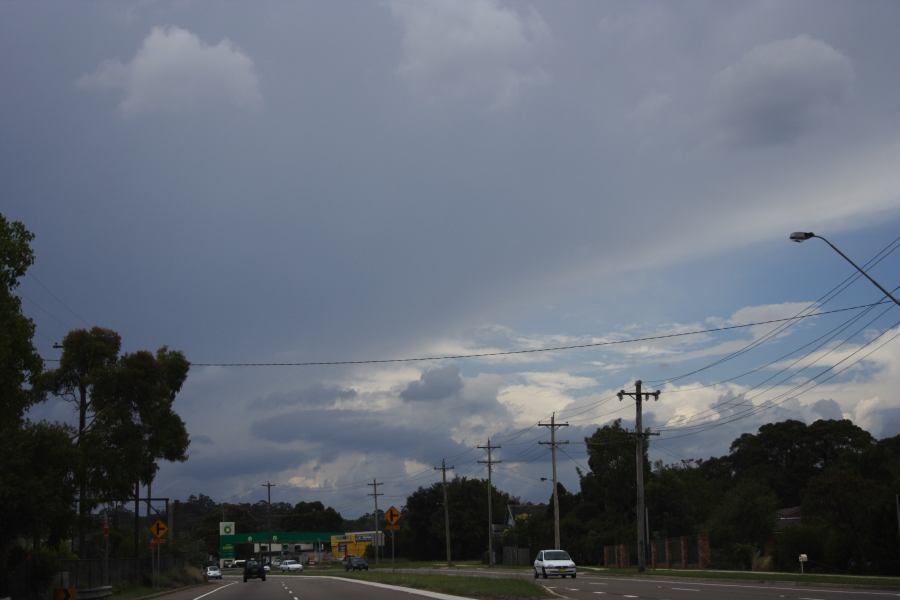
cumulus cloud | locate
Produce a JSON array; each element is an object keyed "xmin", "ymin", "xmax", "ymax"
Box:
[
  {"xmin": 401, "ymin": 365, "xmax": 464, "ymax": 401},
  {"xmin": 812, "ymin": 398, "xmax": 843, "ymax": 420},
  {"xmin": 713, "ymin": 35, "xmax": 853, "ymax": 145},
  {"xmin": 79, "ymin": 25, "xmax": 261, "ymax": 115},
  {"xmin": 387, "ymin": 0, "xmax": 549, "ymax": 108}
]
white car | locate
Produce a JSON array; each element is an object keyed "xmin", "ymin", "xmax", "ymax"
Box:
[
  {"xmin": 280, "ymin": 559, "xmax": 303, "ymax": 572},
  {"xmin": 534, "ymin": 549, "xmax": 576, "ymax": 579},
  {"xmin": 206, "ymin": 566, "xmax": 222, "ymax": 580}
]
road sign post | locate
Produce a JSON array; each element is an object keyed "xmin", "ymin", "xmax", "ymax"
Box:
[{"xmin": 384, "ymin": 506, "xmax": 401, "ymax": 569}]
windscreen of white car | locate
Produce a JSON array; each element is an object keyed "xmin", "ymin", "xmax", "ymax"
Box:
[{"xmin": 544, "ymin": 551, "xmax": 571, "ymax": 561}]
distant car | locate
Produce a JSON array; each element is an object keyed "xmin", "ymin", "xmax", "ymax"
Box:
[
  {"xmin": 232, "ymin": 559, "xmax": 246, "ymax": 570},
  {"xmin": 263, "ymin": 564, "xmax": 270, "ymax": 571},
  {"xmin": 280, "ymin": 559, "xmax": 303, "ymax": 572},
  {"xmin": 243, "ymin": 559, "xmax": 266, "ymax": 582},
  {"xmin": 345, "ymin": 556, "xmax": 368, "ymax": 571},
  {"xmin": 222, "ymin": 560, "xmax": 234, "ymax": 569},
  {"xmin": 534, "ymin": 549, "xmax": 576, "ymax": 579},
  {"xmin": 206, "ymin": 566, "xmax": 222, "ymax": 580}
]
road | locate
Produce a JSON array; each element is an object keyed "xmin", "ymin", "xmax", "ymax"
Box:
[
  {"xmin": 160, "ymin": 575, "xmax": 471, "ymax": 600},
  {"xmin": 160, "ymin": 572, "xmax": 900, "ymax": 600}
]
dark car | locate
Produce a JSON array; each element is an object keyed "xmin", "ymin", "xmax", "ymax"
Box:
[
  {"xmin": 345, "ymin": 556, "xmax": 368, "ymax": 571},
  {"xmin": 243, "ymin": 559, "xmax": 266, "ymax": 582}
]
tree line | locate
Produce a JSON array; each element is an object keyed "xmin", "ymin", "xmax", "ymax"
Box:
[{"xmin": 168, "ymin": 417, "xmax": 900, "ymax": 576}]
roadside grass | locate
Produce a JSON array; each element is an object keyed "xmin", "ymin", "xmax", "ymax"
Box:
[
  {"xmin": 108, "ymin": 586, "xmax": 155, "ymax": 600},
  {"xmin": 108, "ymin": 565, "xmax": 205, "ymax": 599},
  {"xmin": 334, "ymin": 571, "xmax": 553, "ymax": 599},
  {"xmin": 597, "ymin": 567, "xmax": 900, "ymax": 587}
]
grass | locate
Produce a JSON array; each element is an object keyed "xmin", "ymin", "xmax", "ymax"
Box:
[
  {"xmin": 108, "ymin": 586, "xmax": 156, "ymax": 600},
  {"xmin": 108, "ymin": 565, "xmax": 206, "ymax": 599},
  {"xmin": 596, "ymin": 567, "xmax": 900, "ymax": 588},
  {"xmin": 331, "ymin": 571, "xmax": 553, "ymax": 599}
]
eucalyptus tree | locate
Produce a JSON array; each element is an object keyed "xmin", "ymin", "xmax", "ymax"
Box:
[{"xmin": 0, "ymin": 214, "xmax": 75, "ymax": 594}]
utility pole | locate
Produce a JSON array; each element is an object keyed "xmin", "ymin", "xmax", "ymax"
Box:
[
  {"xmin": 539, "ymin": 412, "xmax": 569, "ymax": 550},
  {"xmin": 434, "ymin": 459, "xmax": 455, "ymax": 566},
  {"xmin": 618, "ymin": 380, "xmax": 660, "ymax": 573},
  {"xmin": 261, "ymin": 481, "xmax": 276, "ymax": 533},
  {"xmin": 367, "ymin": 479, "xmax": 383, "ymax": 565},
  {"xmin": 478, "ymin": 439, "xmax": 501, "ymax": 566}
]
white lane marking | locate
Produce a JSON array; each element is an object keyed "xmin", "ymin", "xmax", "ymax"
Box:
[
  {"xmin": 293, "ymin": 597, "xmax": 299, "ymax": 600},
  {"xmin": 567, "ymin": 589, "xmax": 580, "ymax": 591},
  {"xmin": 672, "ymin": 587, "xmax": 700, "ymax": 592},
  {"xmin": 593, "ymin": 593, "xmax": 606, "ymax": 595},
  {"xmin": 590, "ymin": 582, "xmax": 608, "ymax": 585},
  {"xmin": 192, "ymin": 581, "xmax": 238, "ymax": 599},
  {"xmin": 625, "ymin": 596, "xmax": 639, "ymax": 598},
  {"xmin": 306, "ymin": 575, "xmax": 480, "ymax": 599}
]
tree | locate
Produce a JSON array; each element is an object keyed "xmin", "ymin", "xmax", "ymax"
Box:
[
  {"xmin": 87, "ymin": 347, "xmax": 190, "ymax": 556},
  {"xmin": 399, "ymin": 477, "xmax": 515, "ymax": 561},
  {"xmin": 42, "ymin": 327, "xmax": 120, "ymax": 551},
  {"xmin": 0, "ymin": 214, "xmax": 76, "ymax": 596},
  {"xmin": 281, "ymin": 501, "xmax": 343, "ymax": 532},
  {"xmin": 0, "ymin": 214, "xmax": 42, "ymax": 430},
  {"xmin": 729, "ymin": 419, "xmax": 875, "ymax": 507},
  {"xmin": 577, "ymin": 419, "xmax": 645, "ymax": 546}
]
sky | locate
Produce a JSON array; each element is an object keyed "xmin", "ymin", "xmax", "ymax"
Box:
[{"xmin": 4, "ymin": 0, "xmax": 900, "ymax": 520}]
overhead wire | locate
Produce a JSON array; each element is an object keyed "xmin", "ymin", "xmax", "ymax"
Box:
[
  {"xmin": 658, "ymin": 320, "xmax": 900, "ymax": 440},
  {"xmin": 182, "ymin": 302, "xmax": 885, "ymax": 368},
  {"xmin": 659, "ymin": 298, "xmax": 897, "ymax": 431},
  {"xmin": 646, "ymin": 235, "xmax": 900, "ymax": 387}
]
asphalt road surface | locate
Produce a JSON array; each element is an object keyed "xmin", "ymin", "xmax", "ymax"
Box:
[
  {"xmin": 160, "ymin": 572, "xmax": 900, "ymax": 600},
  {"xmin": 159, "ymin": 575, "xmax": 471, "ymax": 600}
]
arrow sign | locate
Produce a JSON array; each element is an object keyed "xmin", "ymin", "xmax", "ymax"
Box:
[
  {"xmin": 150, "ymin": 519, "xmax": 168, "ymax": 538},
  {"xmin": 385, "ymin": 506, "xmax": 401, "ymax": 526}
]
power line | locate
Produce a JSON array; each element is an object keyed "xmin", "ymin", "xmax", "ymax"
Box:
[
  {"xmin": 659, "ymin": 305, "xmax": 897, "ymax": 432},
  {"xmin": 181, "ymin": 302, "xmax": 886, "ymax": 368},
  {"xmin": 646, "ymin": 236, "xmax": 900, "ymax": 387},
  {"xmin": 658, "ymin": 321, "xmax": 900, "ymax": 440}
]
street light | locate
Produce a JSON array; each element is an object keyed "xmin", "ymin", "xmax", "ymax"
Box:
[{"xmin": 790, "ymin": 232, "xmax": 899, "ymax": 307}]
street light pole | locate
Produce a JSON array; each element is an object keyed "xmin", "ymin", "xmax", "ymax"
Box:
[{"xmin": 790, "ymin": 232, "xmax": 899, "ymax": 306}]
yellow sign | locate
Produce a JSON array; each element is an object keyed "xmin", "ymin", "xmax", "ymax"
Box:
[
  {"xmin": 150, "ymin": 519, "xmax": 168, "ymax": 539},
  {"xmin": 385, "ymin": 523, "xmax": 400, "ymax": 531},
  {"xmin": 385, "ymin": 506, "xmax": 401, "ymax": 526}
]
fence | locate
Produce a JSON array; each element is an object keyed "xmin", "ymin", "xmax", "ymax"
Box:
[
  {"xmin": 3, "ymin": 556, "xmax": 183, "ymax": 600},
  {"xmin": 502, "ymin": 547, "xmax": 533, "ymax": 566},
  {"xmin": 602, "ymin": 533, "xmax": 710, "ymax": 569}
]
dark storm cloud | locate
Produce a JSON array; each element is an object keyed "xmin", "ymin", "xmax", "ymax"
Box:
[
  {"xmin": 713, "ymin": 35, "xmax": 854, "ymax": 145},
  {"xmin": 178, "ymin": 446, "xmax": 308, "ymax": 480},
  {"xmin": 400, "ymin": 365, "xmax": 463, "ymax": 402},
  {"xmin": 249, "ymin": 408, "xmax": 468, "ymax": 460},
  {"xmin": 250, "ymin": 383, "xmax": 357, "ymax": 410},
  {"xmin": 6, "ymin": 2, "xmax": 900, "ymax": 515}
]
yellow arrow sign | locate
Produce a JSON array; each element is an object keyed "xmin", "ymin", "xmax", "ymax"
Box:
[
  {"xmin": 385, "ymin": 506, "xmax": 401, "ymax": 526},
  {"xmin": 150, "ymin": 519, "xmax": 168, "ymax": 538}
]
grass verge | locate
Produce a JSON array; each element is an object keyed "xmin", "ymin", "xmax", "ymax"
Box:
[
  {"xmin": 598, "ymin": 567, "xmax": 900, "ymax": 587},
  {"xmin": 335, "ymin": 571, "xmax": 553, "ymax": 599}
]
